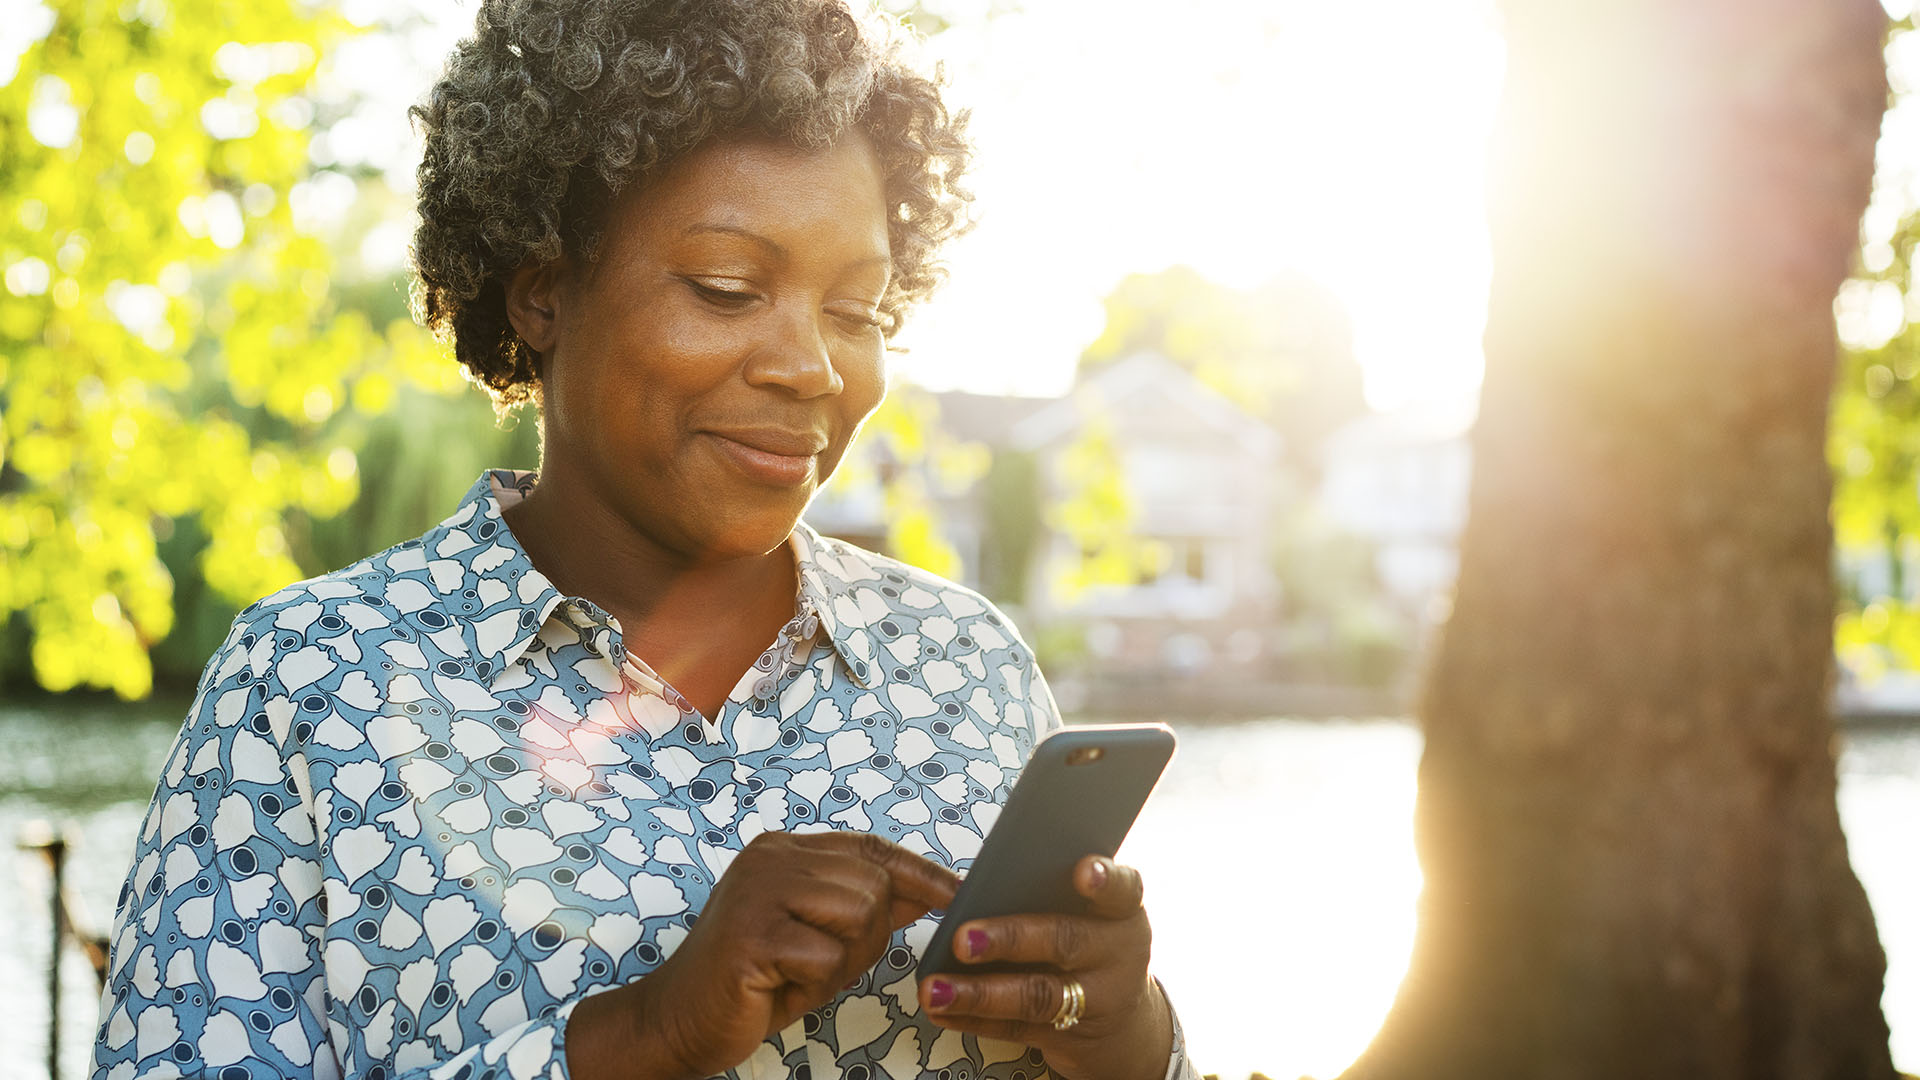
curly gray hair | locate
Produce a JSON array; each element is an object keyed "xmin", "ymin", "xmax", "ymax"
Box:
[{"xmin": 408, "ymin": 0, "xmax": 973, "ymax": 411}]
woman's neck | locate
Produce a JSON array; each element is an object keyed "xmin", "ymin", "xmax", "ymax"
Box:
[{"xmin": 500, "ymin": 467, "xmax": 799, "ymax": 719}]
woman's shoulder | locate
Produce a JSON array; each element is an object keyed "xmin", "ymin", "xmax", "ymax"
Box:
[
  {"xmin": 202, "ymin": 482, "xmax": 535, "ymax": 725},
  {"xmin": 797, "ymin": 526, "xmax": 1036, "ymax": 656},
  {"xmin": 793, "ymin": 525, "xmax": 1063, "ymax": 741},
  {"xmin": 220, "ymin": 536, "xmax": 448, "ymax": 671}
]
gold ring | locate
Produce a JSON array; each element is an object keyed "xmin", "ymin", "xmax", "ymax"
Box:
[{"xmin": 1050, "ymin": 979, "xmax": 1086, "ymax": 1031}]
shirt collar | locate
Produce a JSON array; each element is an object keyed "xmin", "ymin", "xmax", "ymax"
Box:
[
  {"xmin": 789, "ymin": 520, "xmax": 886, "ymax": 690},
  {"xmin": 422, "ymin": 470, "xmax": 886, "ymax": 691},
  {"xmin": 414, "ymin": 470, "xmax": 567, "ymax": 682}
]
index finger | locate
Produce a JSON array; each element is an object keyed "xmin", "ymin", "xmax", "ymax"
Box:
[{"xmin": 790, "ymin": 831, "xmax": 961, "ymax": 910}]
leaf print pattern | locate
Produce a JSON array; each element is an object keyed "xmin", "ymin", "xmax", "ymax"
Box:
[{"xmin": 88, "ymin": 470, "xmax": 1199, "ymax": 1080}]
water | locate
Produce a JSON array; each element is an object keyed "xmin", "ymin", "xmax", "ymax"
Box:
[
  {"xmin": 1, "ymin": 705, "xmax": 184, "ymax": 1080},
  {"xmin": 1124, "ymin": 720, "xmax": 1920, "ymax": 1079},
  {"xmin": 1, "ymin": 706, "xmax": 1914, "ymax": 1080}
]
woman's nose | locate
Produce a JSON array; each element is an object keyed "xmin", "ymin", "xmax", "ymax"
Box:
[{"xmin": 745, "ymin": 306, "xmax": 845, "ymax": 399}]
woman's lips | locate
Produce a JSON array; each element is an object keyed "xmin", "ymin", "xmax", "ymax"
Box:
[{"xmin": 705, "ymin": 431, "xmax": 820, "ymax": 486}]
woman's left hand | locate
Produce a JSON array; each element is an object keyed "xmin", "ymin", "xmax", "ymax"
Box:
[{"xmin": 915, "ymin": 855, "xmax": 1172, "ymax": 1080}]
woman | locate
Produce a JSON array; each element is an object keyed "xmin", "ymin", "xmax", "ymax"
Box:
[{"xmin": 89, "ymin": 2, "xmax": 1197, "ymax": 1079}]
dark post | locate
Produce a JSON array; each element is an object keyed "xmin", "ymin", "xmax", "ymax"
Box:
[
  {"xmin": 19, "ymin": 820, "xmax": 67, "ymax": 1080},
  {"xmin": 48, "ymin": 832, "xmax": 67, "ymax": 1080}
]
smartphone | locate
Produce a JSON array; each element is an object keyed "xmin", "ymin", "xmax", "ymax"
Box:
[{"xmin": 915, "ymin": 722, "xmax": 1176, "ymax": 978}]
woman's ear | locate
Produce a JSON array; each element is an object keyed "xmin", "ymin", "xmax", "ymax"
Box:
[{"xmin": 505, "ymin": 258, "xmax": 566, "ymax": 356}]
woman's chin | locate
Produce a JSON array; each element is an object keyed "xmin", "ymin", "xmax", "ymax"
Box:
[{"xmin": 693, "ymin": 502, "xmax": 812, "ymax": 562}]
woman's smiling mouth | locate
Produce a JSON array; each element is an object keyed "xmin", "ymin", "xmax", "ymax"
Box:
[{"xmin": 704, "ymin": 428, "xmax": 826, "ymax": 486}]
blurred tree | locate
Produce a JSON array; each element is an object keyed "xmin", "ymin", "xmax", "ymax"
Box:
[
  {"xmin": 1347, "ymin": 0, "xmax": 1896, "ymax": 1076},
  {"xmin": 1042, "ymin": 407, "xmax": 1145, "ymax": 601},
  {"xmin": 977, "ymin": 447, "xmax": 1041, "ymax": 604},
  {"xmin": 1267, "ymin": 506, "xmax": 1410, "ymax": 687},
  {"xmin": 853, "ymin": 383, "xmax": 989, "ymax": 580},
  {"xmin": 0, "ymin": 0, "xmax": 450, "ymax": 698},
  {"xmin": 1079, "ymin": 265, "xmax": 1365, "ymax": 471}
]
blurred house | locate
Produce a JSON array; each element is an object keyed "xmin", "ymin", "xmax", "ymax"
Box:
[
  {"xmin": 1316, "ymin": 408, "xmax": 1473, "ymax": 624},
  {"xmin": 808, "ymin": 353, "xmax": 1287, "ymax": 679},
  {"xmin": 809, "ymin": 357, "xmax": 1490, "ymax": 713},
  {"xmin": 1013, "ymin": 353, "xmax": 1284, "ymax": 618}
]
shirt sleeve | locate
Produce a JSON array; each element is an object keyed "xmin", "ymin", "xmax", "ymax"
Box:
[
  {"xmin": 1024, "ymin": 655, "xmax": 1067, "ymax": 744},
  {"xmin": 87, "ymin": 625, "xmax": 585, "ymax": 1080},
  {"xmin": 979, "ymin": 599, "xmax": 1064, "ymax": 749},
  {"xmin": 1156, "ymin": 978, "xmax": 1202, "ymax": 1080}
]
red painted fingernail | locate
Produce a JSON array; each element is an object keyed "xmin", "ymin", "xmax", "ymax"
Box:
[
  {"xmin": 1089, "ymin": 858, "xmax": 1109, "ymax": 889},
  {"xmin": 965, "ymin": 929, "xmax": 989, "ymax": 959},
  {"xmin": 928, "ymin": 979, "xmax": 954, "ymax": 1009}
]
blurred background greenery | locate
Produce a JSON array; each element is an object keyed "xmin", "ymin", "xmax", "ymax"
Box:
[{"xmin": 1, "ymin": 0, "xmax": 483, "ymax": 698}]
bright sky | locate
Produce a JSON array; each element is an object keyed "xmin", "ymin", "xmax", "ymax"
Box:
[
  {"xmin": 896, "ymin": 0, "xmax": 1506, "ymax": 412},
  {"xmin": 310, "ymin": 0, "xmax": 1508, "ymax": 413},
  {"xmin": 1841, "ymin": 0, "xmax": 1920, "ymax": 350}
]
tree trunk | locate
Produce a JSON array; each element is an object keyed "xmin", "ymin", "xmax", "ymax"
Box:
[{"xmin": 1343, "ymin": 1, "xmax": 1896, "ymax": 1077}]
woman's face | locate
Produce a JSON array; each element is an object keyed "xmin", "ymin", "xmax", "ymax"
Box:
[{"xmin": 513, "ymin": 131, "xmax": 892, "ymax": 562}]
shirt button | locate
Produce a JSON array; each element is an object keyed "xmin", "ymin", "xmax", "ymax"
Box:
[
  {"xmin": 800, "ymin": 615, "xmax": 820, "ymax": 639},
  {"xmin": 752, "ymin": 675, "xmax": 776, "ymax": 700}
]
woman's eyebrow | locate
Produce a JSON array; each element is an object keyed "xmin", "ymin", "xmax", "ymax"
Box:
[
  {"xmin": 686, "ymin": 222, "xmax": 786, "ymax": 256},
  {"xmin": 684, "ymin": 222, "xmax": 889, "ymax": 271}
]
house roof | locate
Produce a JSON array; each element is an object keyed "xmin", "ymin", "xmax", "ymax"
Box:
[
  {"xmin": 928, "ymin": 390, "xmax": 1056, "ymax": 448},
  {"xmin": 1007, "ymin": 352, "xmax": 1282, "ymax": 459}
]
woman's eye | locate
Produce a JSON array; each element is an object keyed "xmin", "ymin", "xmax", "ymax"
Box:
[
  {"xmin": 688, "ymin": 280, "xmax": 756, "ymax": 309},
  {"xmin": 831, "ymin": 307, "xmax": 886, "ymax": 332}
]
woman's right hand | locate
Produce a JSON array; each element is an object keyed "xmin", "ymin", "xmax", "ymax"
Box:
[{"xmin": 565, "ymin": 830, "xmax": 962, "ymax": 1080}]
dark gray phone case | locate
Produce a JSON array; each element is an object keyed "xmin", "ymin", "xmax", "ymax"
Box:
[{"xmin": 915, "ymin": 722, "xmax": 1175, "ymax": 978}]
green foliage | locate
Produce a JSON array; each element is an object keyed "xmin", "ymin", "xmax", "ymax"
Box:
[
  {"xmin": 978, "ymin": 448, "xmax": 1041, "ymax": 604},
  {"xmin": 0, "ymin": 0, "xmax": 445, "ymax": 697},
  {"xmin": 302, "ymin": 381, "xmax": 539, "ymax": 576},
  {"xmin": 1028, "ymin": 619, "xmax": 1088, "ymax": 676},
  {"xmin": 1039, "ymin": 401, "xmax": 1154, "ymax": 602},
  {"xmin": 1270, "ymin": 506, "xmax": 1385, "ymax": 626},
  {"xmin": 1080, "ymin": 264, "xmax": 1365, "ymax": 465},
  {"xmin": 1831, "ymin": 208, "xmax": 1920, "ymax": 677},
  {"xmin": 1828, "ymin": 19, "xmax": 1920, "ymax": 679},
  {"xmin": 1264, "ymin": 506, "xmax": 1411, "ymax": 688},
  {"xmin": 841, "ymin": 383, "xmax": 988, "ymax": 580}
]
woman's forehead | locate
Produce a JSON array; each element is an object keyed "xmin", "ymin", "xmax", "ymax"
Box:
[{"xmin": 608, "ymin": 131, "xmax": 890, "ymax": 258}]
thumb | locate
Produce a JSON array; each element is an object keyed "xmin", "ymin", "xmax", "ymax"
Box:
[{"xmin": 1076, "ymin": 854, "xmax": 1145, "ymax": 918}]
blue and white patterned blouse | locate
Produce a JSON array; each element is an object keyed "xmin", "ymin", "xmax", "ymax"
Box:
[{"xmin": 89, "ymin": 470, "xmax": 1194, "ymax": 1080}]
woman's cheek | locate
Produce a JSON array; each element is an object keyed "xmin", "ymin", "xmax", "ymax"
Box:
[{"xmin": 842, "ymin": 351, "xmax": 890, "ymax": 425}]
